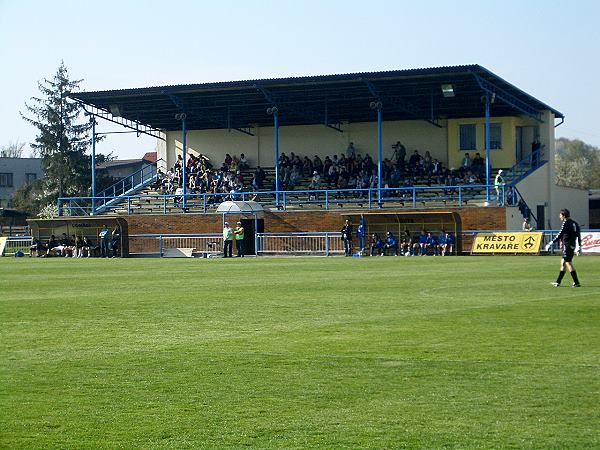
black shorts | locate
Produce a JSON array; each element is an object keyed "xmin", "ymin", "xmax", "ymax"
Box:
[{"xmin": 562, "ymin": 246, "xmax": 575, "ymax": 263}]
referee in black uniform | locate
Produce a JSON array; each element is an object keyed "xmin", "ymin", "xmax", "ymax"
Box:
[{"xmin": 546, "ymin": 209, "xmax": 582, "ymax": 287}]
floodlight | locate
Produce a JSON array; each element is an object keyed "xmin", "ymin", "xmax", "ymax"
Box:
[{"xmin": 441, "ymin": 84, "xmax": 455, "ymax": 98}]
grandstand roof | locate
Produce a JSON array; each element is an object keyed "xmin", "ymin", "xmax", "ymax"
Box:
[{"xmin": 71, "ymin": 65, "xmax": 563, "ymax": 133}]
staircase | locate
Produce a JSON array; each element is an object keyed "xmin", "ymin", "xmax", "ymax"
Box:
[
  {"xmin": 93, "ymin": 161, "xmax": 160, "ymax": 214},
  {"xmin": 502, "ymin": 149, "xmax": 545, "ymax": 186}
]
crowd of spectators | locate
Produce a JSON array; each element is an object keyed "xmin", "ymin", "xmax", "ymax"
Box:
[
  {"xmin": 150, "ymin": 141, "xmax": 492, "ymax": 201},
  {"xmin": 153, "ymin": 152, "xmax": 261, "ymax": 201}
]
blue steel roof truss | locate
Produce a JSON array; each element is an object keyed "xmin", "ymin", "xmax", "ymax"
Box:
[
  {"xmin": 77, "ymin": 102, "xmax": 166, "ymax": 141},
  {"xmin": 69, "ymin": 65, "xmax": 563, "ymax": 134}
]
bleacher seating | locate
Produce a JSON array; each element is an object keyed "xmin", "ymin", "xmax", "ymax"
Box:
[{"xmin": 93, "ymin": 152, "xmax": 496, "ymax": 215}]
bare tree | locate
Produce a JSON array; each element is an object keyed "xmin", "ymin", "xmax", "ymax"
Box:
[{"xmin": 0, "ymin": 141, "xmax": 26, "ymax": 158}]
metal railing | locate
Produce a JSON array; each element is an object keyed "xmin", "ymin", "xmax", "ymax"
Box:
[
  {"xmin": 505, "ymin": 148, "xmax": 544, "ymax": 185},
  {"xmin": 257, "ymin": 232, "xmax": 345, "ymax": 256},
  {"xmin": 1, "ymin": 236, "xmax": 32, "ymax": 256},
  {"xmin": 128, "ymin": 233, "xmax": 223, "ymax": 257},
  {"xmin": 58, "ymin": 183, "xmax": 504, "ymax": 216},
  {"xmin": 93, "ymin": 159, "xmax": 162, "ymax": 213},
  {"xmin": 12, "ymin": 230, "xmax": 600, "ymax": 257}
]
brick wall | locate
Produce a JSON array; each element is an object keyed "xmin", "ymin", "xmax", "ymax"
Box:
[{"xmin": 126, "ymin": 207, "xmax": 506, "ymax": 235}]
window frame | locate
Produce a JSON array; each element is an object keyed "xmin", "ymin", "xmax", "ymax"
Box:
[
  {"xmin": 0, "ymin": 173, "xmax": 14, "ymax": 187},
  {"xmin": 458, "ymin": 123, "xmax": 477, "ymax": 151}
]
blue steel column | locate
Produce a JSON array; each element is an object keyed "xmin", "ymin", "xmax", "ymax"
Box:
[
  {"xmin": 91, "ymin": 117, "xmax": 96, "ymax": 215},
  {"xmin": 377, "ymin": 105, "xmax": 383, "ymax": 205},
  {"xmin": 182, "ymin": 115, "xmax": 187, "ymax": 210},
  {"xmin": 274, "ymin": 109, "xmax": 280, "ymax": 207},
  {"xmin": 484, "ymin": 93, "xmax": 491, "ymax": 203}
]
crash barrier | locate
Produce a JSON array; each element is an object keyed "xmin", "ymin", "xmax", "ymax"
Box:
[
  {"xmin": 0, "ymin": 236, "xmax": 32, "ymax": 256},
  {"xmin": 128, "ymin": 234, "xmax": 223, "ymax": 257},
  {"xmin": 8, "ymin": 230, "xmax": 600, "ymax": 257},
  {"xmin": 58, "ymin": 184, "xmax": 500, "ymax": 216}
]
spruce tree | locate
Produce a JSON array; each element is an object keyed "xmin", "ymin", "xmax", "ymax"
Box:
[{"xmin": 21, "ymin": 61, "xmax": 95, "ymax": 201}]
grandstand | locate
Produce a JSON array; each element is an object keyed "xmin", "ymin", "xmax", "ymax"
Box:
[{"xmin": 31, "ymin": 65, "xmax": 589, "ymax": 254}]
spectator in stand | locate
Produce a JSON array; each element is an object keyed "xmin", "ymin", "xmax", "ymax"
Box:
[
  {"xmin": 461, "ymin": 152, "xmax": 472, "ymax": 174},
  {"xmin": 254, "ymin": 166, "xmax": 265, "ymax": 189},
  {"xmin": 442, "ymin": 231, "xmax": 455, "ymax": 256},
  {"xmin": 408, "ymin": 150, "xmax": 421, "ymax": 172},
  {"xmin": 369, "ymin": 233, "xmax": 384, "ymax": 257},
  {"xmin": 531, "ymin": 137, "xmax": 542, "ymax": 166},
  {"xmin": 346, "ymin": 142, "xmax": 356, "ymax": 158},
  {"xmin": 443, "ymin": 173, "xmax": 456, "ymax": 196},
  {"xmin": 328, "ymin": 165, "xmax": 339, "ymax": 189},
  {"xmin": 302, "ymin": 156, "xmax": 313, "ymax": 176},
  {"xmin": 383, "ymin": 231, "xmax": 399, "ymax": 256},
  {"xmin": 522, "ymin": 217, "xmax": 533, "ymax": 232},
  {"xmin": 369, "ymin": 169, "xmax": 378, "ymax": 189},
  {"xmin": 223, "ymin": 153, "xmax": 233, "ymax": 171},
  {"xmin": 174, "ymin": 155, "xmax": 183, "ymax": 172},
  {"xmin": 472, "ymin": 152, "xmax": 485, "ymax": 177},
  {"xmin": 312, "ymin": 155, "xmax": 323, "ymax": 175},
  {"xmin": 230, "ymin": 155, "xmax": 240, "ymax": 173},
  {"xmin": 239, "ymin": 153, "xmax": 249, "ymax": 171},
  {"xmin": 494, "ymin": 169, "xmax": 506, "ymax": 205},
  {"xmin": 392, "ymin": 141, "xmax": 406, "ymax": 167}
]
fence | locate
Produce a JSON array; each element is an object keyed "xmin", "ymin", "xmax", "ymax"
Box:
[
  {"xmin": 58, "ymin": 184, "xmax": 503, "ymax": 217},
  {"xmin": 1, "ymin": 236, "xmax": 32, "ymax": 256},
  {"xmin": 257, "ymin": 232, "xmax": 345, "ymax": 256},
  {"xmin": 128, "ymin": 234, "xmax": 223, "ymax": 257},
  {"xmin": 127, "ymin": 232, "xmax": 345, "ymax": 257},
  {"xmin": 7, "ymin": 231, "xmax": 599, "ymax": 257}
]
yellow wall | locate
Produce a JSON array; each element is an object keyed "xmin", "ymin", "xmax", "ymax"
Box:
[
  {"xmin": 447, "ymin": 117, "xmax": 517, "ymax": 169},
  {"xmin": 160, "ymin": 115, "xmax": 544, "ymax": 172},
  {"xmin": 163, "ymin": 119, "xmax": 448, "ymax": 169}
]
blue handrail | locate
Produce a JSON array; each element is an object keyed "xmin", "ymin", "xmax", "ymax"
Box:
[
  {"xmin": 505, "ymin": 149, "xmax": 545, "ymax": 186},
  {"xmin": 58, "ymin": 183, "xmax": 503, "ymax": 216},
  {"xmin": 94, "ymin": 159, "xmax": 163, "ymax": 212}
]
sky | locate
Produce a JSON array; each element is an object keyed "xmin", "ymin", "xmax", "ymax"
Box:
[{"xmin": 1, "ymin": 0, "xmax": 599, "ymax": 160}]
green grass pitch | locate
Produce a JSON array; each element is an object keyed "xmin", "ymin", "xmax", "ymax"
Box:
[{"xmin": 1, "ymin": 256, "xmax": 599, "ymax": 449}]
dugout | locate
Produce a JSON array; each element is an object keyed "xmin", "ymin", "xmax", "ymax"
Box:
[
  {"xmin": 216, "ymin": 200, "xmax": 264, "ymax": 256},
  {"xmin": 28, "ymin": 217, "xmax": 129, "ymax": 257},
  {"xmin": 342, "ymin": 211, "xmax": 462, "ymax": 254}
]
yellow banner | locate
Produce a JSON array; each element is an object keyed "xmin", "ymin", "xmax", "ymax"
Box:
[{"xmin": 472, "ymin": 232, "xmax": 543, "ymax": 254}]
